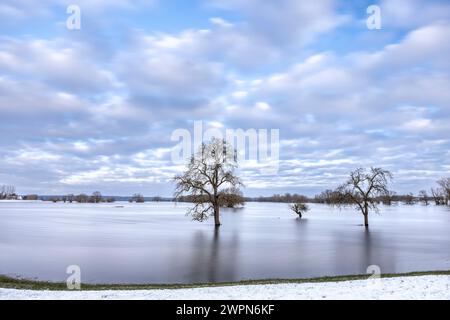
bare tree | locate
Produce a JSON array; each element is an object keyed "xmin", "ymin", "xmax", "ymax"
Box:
[
  {"xmin": 431, "ymin": 187, "xmax": 445, "ymax": 205},
  {"xmin": 290, "ymin": 202, "xmax": 310, "ymax": 219},
  {"xmin": 67, "ymin": 194, "xmax": 75, "ymax": 203},
  {"xmin": 381, "ymin": 190, "xmax": 396, "ymax": 205},
  {"xmin": 0, "ymin": 185, "xmax": 16, "ymax": 199},
  {"xmin": 75, "ymin": 193, "xmax": 89, "ymax": 203},
  {"xmin": 418, "ymin": 190, "xmax": 429, "ymax": 205},
  {"xmin": 334, "ymin": 167, "xmax": 393, "ymax": 228},
  {"xmin": 174, "ymin": 138, "xmax": 242, "ymax": 227},
  {"xmin": 91, "ymin": 191, "xmax": 102, "ymax": 203},
  {"xmin": 130, "ymin": 193, "xmax": 145, "ymax": 203},
  {"xmin": 404, "ymin": 193, "xmax": 415, "ymax": 205},
  {"xmin": 437, "ymin": 178, "xmax": 450, "ymax": 205},
  {"xmin": 7, "ymin": 185, "xmax": 15, "ymax": 197}
]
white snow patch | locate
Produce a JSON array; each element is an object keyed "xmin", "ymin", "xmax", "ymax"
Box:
[{"xmin": 1, "ymin": 276, "xmax": 449, "ymax": 300}]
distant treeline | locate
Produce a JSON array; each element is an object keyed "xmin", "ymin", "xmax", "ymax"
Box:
[
  {"xmin": 246, "ymin": 188, "xmax": 449, "ymax": 206},
  {"xmin": 2, "ymin": 176, "xmax": 449, "ymax": 207},
  {"xmin": 37, "ymin": 193, "xmax": 171, "ymax": 203},
  {"xmin": 3, "ymin": 192, "xmax": 447, "ymax": 206},
  {"xmin": 39, "ymin": 192, "xmax": 116, "ymax": 203},
  {"xmin": 245, "ymin": 194, "xmax": 309, "ymax": 203}
]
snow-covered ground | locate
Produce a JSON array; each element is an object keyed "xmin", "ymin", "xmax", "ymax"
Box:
[{"xmin": 1, "ymin": 276, "xmax": 449, "ymax": 300}]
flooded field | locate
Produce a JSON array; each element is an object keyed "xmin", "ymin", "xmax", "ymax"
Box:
[{"xmin": 0, "ymin": 201, "xmax": 449, "ymax": 284}]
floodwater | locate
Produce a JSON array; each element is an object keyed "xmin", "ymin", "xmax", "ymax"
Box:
[{"xmin": 0, "ymin": 201, "xmax": 449, "ymax": 284}]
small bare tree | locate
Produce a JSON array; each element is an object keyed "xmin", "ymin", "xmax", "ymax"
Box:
[
  {"xmin": 381, "ymin": 190, "xmax": 396, "ymax": 205},
  {"xmin": 91, "ymin": 191, "xmax": 102, "ymax": 203},
  {"xmin": 75, "ymin": 193, "xmax": 89, "ymax": 203},
  {"xmin": 130, "ymin": 193, "xmax": 145, "ymax": 203},
  {"xmin": 0, "ymin": 185, "xmax": 16, "ymax": 199},
  {"xmin": 431, "ymin": 187, "xmax": 445, "ymax": 205},
  {"xmin": 174, "ymin": 138, "xmax": 243, "ymax": 227},
  {"xmin": 437, "ymin": 178, "xmax": 450, "ymax": 205},
  {"xmin": 404, "ymin": 193, "xmax": 415, "ymax": 205},
  {"xmin": 334, "ymin": 167, "xmax": 393, "ymax": 228},
  {"xmin": 67, "ymin": 194, "xmax": 75, "ymax": 203},
  {"xmin": 7, "ymin": 185, "xmax": 15, "ymax": 196},
  {"xmin": 290, "ymin": 202, "xmax": 310, "ymax": 219},
  {"xmin": 418, "ymin": 190, "xmax": 429, "ymax": 205}
]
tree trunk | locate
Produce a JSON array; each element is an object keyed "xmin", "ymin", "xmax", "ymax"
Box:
[
  {"xmin": 363, "ymin": 213, "xmax": 369, "ymax": 228},
  {"xmin": 362, "ymin": 201, "xmax": 369, "ymax": 228},
  {"xmin": 213, "ymin": 203, "xmax": 221, "ymax": 227}
]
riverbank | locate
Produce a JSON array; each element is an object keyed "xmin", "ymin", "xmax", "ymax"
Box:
[
  {"xmin": 1, "ymin": 270, "xmax": 449, "ymax": 289},
  {"xmin": 1, "ymin": 273, "xmax": 449, "ymax": 300}
]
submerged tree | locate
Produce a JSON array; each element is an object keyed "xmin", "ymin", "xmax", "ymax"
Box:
[
  {"xmin": 290, "ymin": 202, "xmax": 310, "ymax": 219},
  {"xmin": 334, "ymin": 167, "xmax": 393, "ymax": 228},
  {"xmin": 437, "ymin": 178, "xmax": 450, "ymax": 205},
  {"xmin": 174, "ymin": 138, "xmax": 243, "ymax": 227}
]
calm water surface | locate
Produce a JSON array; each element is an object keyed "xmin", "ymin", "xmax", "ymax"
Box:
[{"xmin": 1, "ymin": 201, "xmax": 449, "ymax": 284}]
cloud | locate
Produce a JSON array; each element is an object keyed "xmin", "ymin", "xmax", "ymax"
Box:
[
  {"xmin": 0, "ymin": 0, "xmax": 156, "ymax": 21},
  {"xmin": 115, "ymin": 33, "xmax": 225, "ymax": 99},
  {"xmin": 211, "ymin": 22, "xmax": 450, "ymax": 193},
  {"xmin": 356, "ymin": 22, "xmax": 450, "ymax": 71},
  {"xmin": 210, "ymin": 0, "xmax": 348, "ymax": 46},
  {"xmin": 380, "ymin": 0, "xmax": 450, "ymax": 28},
  {"xmin": 0, "ymin": 37, "xmax": 120, "ymax": 94},
  {"xmin": 0, "ymin": 1, "xmax": 449, "ymax": 196}
]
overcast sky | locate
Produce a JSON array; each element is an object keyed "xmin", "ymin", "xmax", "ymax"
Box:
[{"xmin": 0, "ymin": 0, "xmax": 449, "ymax": 197}]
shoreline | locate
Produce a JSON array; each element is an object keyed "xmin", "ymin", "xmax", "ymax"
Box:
[
  {"xmin": 1, "ymin": 270, "xmax": 450, "ymax": 291},
  {"xmin": 1, "ymin": 274, "xmax": 449, "ymax": 300}
]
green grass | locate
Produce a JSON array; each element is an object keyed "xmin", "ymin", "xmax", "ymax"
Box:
[{"xmin": 1, "ymin": 270, "xmax": 450, "ymax": 291}]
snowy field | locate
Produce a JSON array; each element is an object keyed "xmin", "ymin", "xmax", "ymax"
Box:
[{"xmin": 1, "ymin": 276, "xmax": 449, "ymax": 300}]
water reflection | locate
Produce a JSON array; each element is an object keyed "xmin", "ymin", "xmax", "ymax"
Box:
[
  {"xmin": 329, "ymin": 228, "xmax": 398, "ymax": 276},
  {"xmin": 358, "ymin": 230, "xmax": 395, "ymax": 275},
  {"xmin": 185, "ymin": 227, "xmax": 240, "ymax": 283}
]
